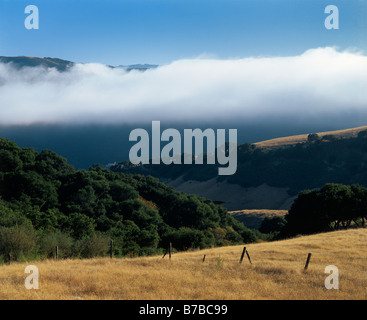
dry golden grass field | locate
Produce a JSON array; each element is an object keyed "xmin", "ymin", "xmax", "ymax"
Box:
[{"xmin": 1, "ymin": 228, "xmax": 367, "ymax": 300}]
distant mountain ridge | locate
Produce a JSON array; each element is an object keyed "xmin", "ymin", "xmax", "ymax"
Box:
[
  {"xmin": 0, "ymin": 56, "xmax": 74, "ymax": 71},
  {"xmin": 0, "ymin": 56, "xmax": 158, "ymax": 72},
  {"xmin": 117, "ymin": 64, "xmax": 159, "ymax": 71}
]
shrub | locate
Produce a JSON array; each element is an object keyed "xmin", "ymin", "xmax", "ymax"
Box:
[
  {"xmin": 225, "ymin": 226, "xmax": 243, "ymax": 243},
  {"xmin": 74, "ymin": 233, "xmax": 109, "ymax": 258},
  {"xmin": 161, "ymin": 228, "xmax": 204, "ymax": 251},
  {"xmin": 39, "ymin": 230, "xmax": 74, "ymax": 259},
  {"xmin": 260, "ymin": 216, "xmax": 287, "ymax": 234},
  {"xmin": 0, "ymin": 225, "xmax": 37, "ymax": 261}
]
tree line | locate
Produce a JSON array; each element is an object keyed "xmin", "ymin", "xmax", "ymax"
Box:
[
  {"xmin": 259, "ymin": 182, "xmax": 367, "ymax": 238},
  {"xmin": 282, "ymin": 183, "xmax": 367, "ymax": 236}
]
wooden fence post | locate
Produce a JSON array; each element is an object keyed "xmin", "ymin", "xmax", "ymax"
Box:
[
  {"xmin": 304, "ymin": 253, "xmax": 312, "ymax": 270},
  {"xmin": 169, "ymin": 242, "xmax": 172, "ymax": 260},
  {"xmin": 110, "ymin": 240, "xmax": 113, "ymax": 259},
  {"xmin": 239, "ymin": 246, "xmax": 246, "ymax": 264},
  {"xmin": 246, "ymin": 250, "xmax": 252, "ymax": 264},
  {"xmin": 8, "ymin": 253, "xmax": 11, "ymax": 265},
  {"xmin": 202, "ymin": 254, "xmax": 206, "ymax": 263},
  {"xmin": 162, "ymin": 250, "xmax": 167, "ymax": 259},
  {"xmin": 56, "ymin": 246, "xmax": 59, "ymax": 260}
]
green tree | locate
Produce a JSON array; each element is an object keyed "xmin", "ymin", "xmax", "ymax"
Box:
[
  {"xmin": 64, "ymin": 212, "xmax": 96, "ymax": 239},
  {"xmin": 308, "ymin": 133, "xmax": 320, "ymax": 143},
  {"xmin": 260, "ymin": 216, "xmax": 287, "ymax": 234},
  {"xmin": 161, "ymin": 227, "xmax": 204, "ymax": 251}
]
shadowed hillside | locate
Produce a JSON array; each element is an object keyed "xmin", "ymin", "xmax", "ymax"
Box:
[{"xmin": 113, "ymin": 126, "xmax": 367, "ymax": 210}]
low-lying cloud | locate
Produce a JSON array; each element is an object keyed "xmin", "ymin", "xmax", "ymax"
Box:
[{"xmin": 1, "ymin": 47, "xmax": 367, "ymax": 125}]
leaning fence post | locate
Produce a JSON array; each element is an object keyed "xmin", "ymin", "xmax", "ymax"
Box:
[
  {"xmin": 245, "ymin": 250, "xmax": 252, "ymax": 264},
  {"xmin": 202, "ymin": 254, "xmax": 206, "ymax": 263},
  {"xmin": 240, "ymin": 246, "xmax": 246, "ymax": 264},
  {"xmin": 304, "ymin": 253, "xmax": 312, "ymax": 270}
]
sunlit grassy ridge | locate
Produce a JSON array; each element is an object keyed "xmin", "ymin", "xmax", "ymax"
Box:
[
  {"xmin": 254, "ymin": 125, "xmax": 367, "ymax": 148},
  {"xmin": 230, "ymin": 209, "xmax": 287, "ymax": 229},
  {"xmin": 1, "ymin": 228, "xmax": 367, "ymax": 300}
]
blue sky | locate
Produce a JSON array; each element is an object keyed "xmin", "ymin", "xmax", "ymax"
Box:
[{"xmin": 0, "ymin": 0, "xmax": 365, "ymax": 65}]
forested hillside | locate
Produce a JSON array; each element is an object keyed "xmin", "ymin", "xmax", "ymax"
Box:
[
  {"xmin": 0, "ymin": 138, "xmax": 259, "ymax": 263},
  {"xmin": 113, "ymin": 130, "xmax": 367, "ymax": 205}
]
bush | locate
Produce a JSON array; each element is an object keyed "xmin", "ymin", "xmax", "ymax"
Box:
[
  {"xmin": 0, "ymin": 225, "xmax": 37, "ymax": 261},
  {"xmin": 200, "ymin": 230, "xmax": 216, "ymax": 248},
  {"xmin": 39, "ymin": 230, "xmax": 74, "ymax": 259},
  {"xmin": 260, "ymin": 216, "xmax": 287, "ymax": 234},
  {"xmin": 225, "ymin": 226, "xmax": 243, "ymax": 243},
  {"xmin": 73, "ymin": 233, "xmax": 110, "ymax": 258},
  {"xmin": 161, "ymin": 228, "xmax": 204, "ymax": 251},
  {"xmin": 238, "ymin": 227, "xmax": 259, "ymax": 243}
]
